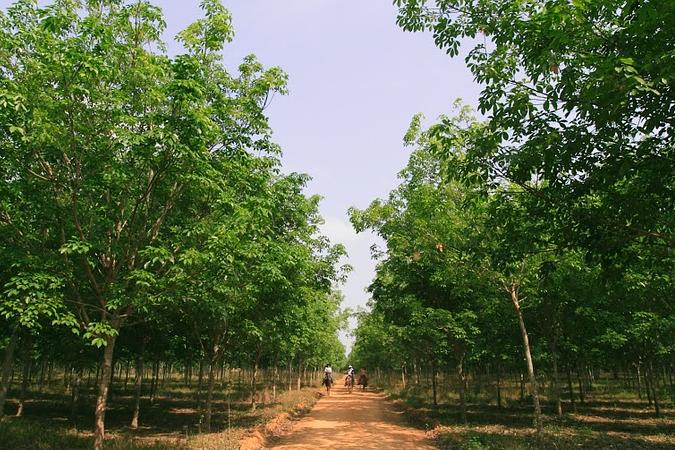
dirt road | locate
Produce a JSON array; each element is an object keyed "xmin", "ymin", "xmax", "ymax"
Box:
[{"xmin": 269, "ymin": 385, "xmax": 435, "ymax": 449}]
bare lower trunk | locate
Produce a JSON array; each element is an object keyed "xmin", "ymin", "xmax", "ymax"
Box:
[
  {"xmin": 150, "ymin": 361, "xmax": 160, "ymax": 406},
  {"xmin": 431, "ymin": 360, "xmax": 438, "ymax": 407},
  {"xmin": 496, "ymin": 365, "xmax": 502, "ymax": 410},
  {"xmin": 16, "ymin": 356, "xmax": 32, "ymax": 417},
  {"xmin": 510, "ymin": 286, "xmax": 543, "ymax": 440},
  {"xmin": 205, "ymin": 360, "xmax": 216, "ymax": 431},
  {"xmin": 647, "ymin": 364, "xmax": 660, "ymax": 417},
  {"xmin": 567, "ymin": 369, "xmax": 576, "ymax": 411},
  {"xmin": 250, "ymin": 360, "xmax": 259, "ymax": 411},
  {"xmin": 93, "ymin": 335, "xmax": 117, "ymax": 450},
  {"xmin": 0, "ymin": 326, "xmax": 19, "ymax": 419},
  {"xmin": 455, "ymin": 344, "xmax": 467, "ymax": 423},
  {"xmin": 130, "ymin": 354, "xmax": 144, "ymax": 430},
  {"xmin": 273, "ymin": 365, "xmax": 278, "ymax": 402},
  {"xmin": 551, "ymin": 334, "xmax": 562, "ymax": 418},
  {"xmin": 576, "ymin": 368, "xmax": 585, "ymax": 403},
  {"xmin": 196, "ymin": 359, "xmax": 204, "ymax": 410},
  {"xmin": 70, "ymin": 367, "xmax": 83, "ymax": 423}
]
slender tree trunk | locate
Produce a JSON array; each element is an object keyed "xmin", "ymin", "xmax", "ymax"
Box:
[
  {"xmin": 431, "ymin": 360, "xmax": 438, "ymax": 407},
  {"xmin": 0, "ymin": 326, "xmax": 19, "ymax": 419},
  {"xmin": 567, "ymin": 369, "xmax": 576, "ymax": 411},
  {"xmin": 150, "ymin": 361, "xmax": 160, "ymax": 405},
  {"xmin": 251, "ymin": 358, "xmax": 259, "ymax": 411},
  {"xmin": 455, "ymin": 344, "xmax": 467, "ymax": 423},
  {"xmin": 551, "ymin": 333, "xmax": 562, "ymax": 419},
  {"xmin": 130, "ymin": 353, "xmax": 144, "ymax": 430},
  {"xmin": 509, "ymin": 286, "xmax": 543, "ymax": 440},
  {"xmin": 636, "ymin": 363, "xmax": 643, "ymax": 400},
  {"xmin": 273, "ymin": 365, "xmax": 278, "ymax": 402},
  {"xmin": 196, "ymin": 359, "xmax": 204, "ymax": 410},
  {"xmin": 124, "ymin": 363, "xmax": 130, "ymax": 390},
  {"xmin": 296, "ymin": 360, "xmax": 302, "ymax": 391},
  {"xmin": 496, "ymin": 365, "xmax": 502, "ymax": 410},
  {"xmin": 576, "ymin": 369, "xmax": 585, "ymax": 404},
  {"xmin": 205, "ymin": 358, "xmax": 216, "ymax": 432},
  {"xmin": 93, "ymin": 335, "xmax": 118, "ymax": 450},
  {"xmin": 70, "ymin": 367, "xmax": 83, "ymax": 423},
  {"xmin": 647, "ymin": 365, "xmax": 660, "ymax": 416},
  {"xmin": 16, "ymin": 356, "xmax": 32, "ymax": 417},
  {"xmin": 401, "ymin": 366, "xmax": 406, "ymax": 390}
]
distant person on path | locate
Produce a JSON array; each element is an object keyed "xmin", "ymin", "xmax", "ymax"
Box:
[
  {"xmin": 358, "ymin": 367, "xmax": 368, "ymax": 390},
  {"xmin": 323, "ymin": 363, "xmax": 333, "ymax": 384},
  {"xmin": 345, "ymin": 365, "xmax": 355, "ymax": 386}
]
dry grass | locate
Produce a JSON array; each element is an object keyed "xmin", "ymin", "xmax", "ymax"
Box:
[
  {"xmin": 379, "ymin": 376, "xmax": 674, "ymax": 449},
  {"xmin": 0, "ymin": 380, "xmax": 321, "ymax": 450}
]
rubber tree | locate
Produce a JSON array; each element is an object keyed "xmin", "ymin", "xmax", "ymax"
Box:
[{"xmin": 0, "ymin": 1, "xmax": 288, "ymax": 448}]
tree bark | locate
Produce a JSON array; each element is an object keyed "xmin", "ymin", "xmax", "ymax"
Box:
[
  {"xmin": 509, "ymin": 286, "xmax": 543, "ymax": 440},
  {"xmin": 0, "ymin": 326, "xmax": 19, "ymax": 419},
  {"xmin": 205, "ymin": 360, "xmax": 216, "ymax": 431},
  {"xmin": 130, "ymin": 353, "xmax": 144, "ymax": 430},
  {"xmin": 647, "ymin": 364, "xmax": 660, "ymax": 416},
  {"xmin": 431, "ymin": 360, "xmax": 438, "ymax": 407},
  {"xmin": 454, "ymin": 344, "xmax": 467, "ymax": 423},
  {"xmin": 205, "ymin": 342, "xmax": 221, "ymax": 433},
  {"xmin": 567, "ymin": 369, "xmax": 576, "ymax": 411},
  {"xmin": 150, "ymin": 361, "xmax": 160, "ymax": 406},
  {"xmin": 496, "ymin": 365, "xmax": 502, "ymax": 410},
  {"xmin": 251, "ymin": 360, "xmax": 259, "ymax": 411},
  {"xmin": 93, "ymin": 335, "xmax": 118, "ymax": 450},
  {"xmin": 551, "ymin": 331, "xmax": 562, "ymax": 419},
  {"xmin": 70, "ymin": 367, "xmax": 83, "ymax": 423},
  {"xmin": 16, "ymin": 355, "xmax": 32, "ymax": 417}
]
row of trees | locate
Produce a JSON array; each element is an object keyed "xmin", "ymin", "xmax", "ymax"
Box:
[
  {"xmin": 350, "ymin": 0, "xmax": 674, "ymax": 440},
  {"xmin": 0, "ymin": 1, "xmax": 346, "ymax": 449}
]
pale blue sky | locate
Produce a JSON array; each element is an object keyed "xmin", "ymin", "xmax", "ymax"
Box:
[{"xmin": 3, "ymin": 0, "xmax": 481, "ymax": 350}]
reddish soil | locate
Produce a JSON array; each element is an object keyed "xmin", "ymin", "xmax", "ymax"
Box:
[{"xmin": 269, "ymin": 385, "xmax": 435, "ymax": 449}]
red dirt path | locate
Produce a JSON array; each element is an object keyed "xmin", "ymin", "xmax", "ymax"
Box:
[{"xmin": 269, "ymin": 385, "xmax": 435, "ymax": 449}]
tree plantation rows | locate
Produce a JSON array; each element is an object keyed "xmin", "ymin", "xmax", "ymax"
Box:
[
  {"xmin": 350, "ymin": 0, "xmax": 674, "ymax": 443},
  {"xmin": 0, "ymin": 1, "xmax": 347, "ymax": 449}
]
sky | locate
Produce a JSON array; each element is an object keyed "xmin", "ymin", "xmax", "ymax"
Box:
[{"xmin": 2, "ymin": 0, "xmax": 482, "ymax": 352}]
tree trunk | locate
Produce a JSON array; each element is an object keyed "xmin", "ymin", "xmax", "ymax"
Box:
[
  {"xmin": 93, "ymin": 335, "xmax": 118, "ymax": 450},
  {"xmin": 296, "ymin": 360, "xmax": 302, "ymax": 391},
  {"xmin": 196, "ymin": 359, "xmax": 204, "ymax": 410},
  {"xmin": 551, "ymin": 333, "xmax": 562, "ymax": 419},
  {"xmin": 16, "ymin": 355, "xmax": 32, "ymax": 417},
  {"xmin": 510, "ymin": 286, "xmax": 543, "ymax": 440},
  {"xmin": 496, "ymin": 365, "xmax": 502, "ymax": 410},
  {"xmin": 70, "ymin": 367, "xmax": 83, "ymax": 423},
  {"xmin": 0, "ymin": 326, "xmax": 19, "ymax": 419},
  {"xmin": 251, "ymin": 359, "xmax": 259, "ymax": 411},
  {"xmin": 567, "ymin": 369, "xmax": 576, "ymax": 411},
  {"xmin": 130, "ymin": 353, "xmax": 144, "ymax": 430},
  {"xmin": 273, "ymin": 365, "xmax": 278, "ymax": 402},
  {"xmin": 647, "ymin": 365, "xmax": 660, "ymax": 416},
  {"xmin": 150, "ymin": 361, "xmax": 160, "ymax": 406},
  {"xmin": 205, "ymin": 359, "xmax": 216, "ymax": 432},
  {"xmin": 455, "ymin": 344, "xmax": 467, "ymax": 423},
  {"xmin": 431, "ymin": 360, "xmax": 438, "ymax": 407}
]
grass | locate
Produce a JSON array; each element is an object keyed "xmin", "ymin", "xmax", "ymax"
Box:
[
  {"xmin": 378, "ymin": 376, "xmax": 675, "ymax": 449},
  {"xmin": 0, "ymin": 379, "xmax": 321, "ymax": 450}
]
